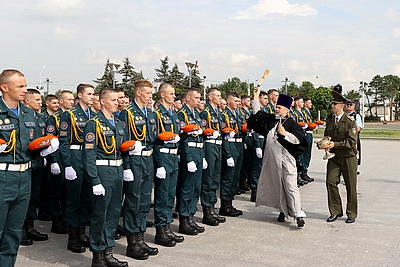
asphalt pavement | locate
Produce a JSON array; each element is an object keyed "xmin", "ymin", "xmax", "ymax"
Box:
[{"xmin": 15, "ymin": 139, "xmax": 400, "ymax": 266}]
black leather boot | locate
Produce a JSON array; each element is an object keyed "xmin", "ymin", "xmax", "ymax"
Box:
[
  {"xmin": 178, "ymin": 216, "xmax": 198, "ymax": 235},
  {"xmin": 189, "ymin": 214, "xmax": 205, "ymax": 233},
  {"xmin": 297, "ymin": 175, "xmax": 305, "ymax": 187},
  {"xmin": 277, "ymin": 212, "xmax": 285, "ymax": 222},
  {"xmin": 117, "ymin": 224, "xmax": 125, "ymax": 236},
  {"xmin": 297, "ymin": 217, "xmax": 305, "ymax": 228},
  {"xmin": 219, "ymin": 200, "xmax": 240, "ymax": 217},
  {"xmin": 165, "ymin": 224, "xmax": 184, "ymax": 243},
  {"xmin": 250, "ymin": 188, "xmax": 257, "ymax": 202},
  {"xmin": 20, "ymin": 223, "xmax": 33, "ymax": 246},
  {"xmin": 210, "ymin": 205, "xmax": 226, "ymax": 223},
  {"xmin": 202, "ymin": 206, "xmax": 219, "ymax": 226},
  {"xmin": 92, "ymin": 251, "xmax": 107, "ymax": 267},
  {"xmin": 155, "ymin": 225, "xmax": 176, "ymax": 247},
  {"xmin": 79, "ymin": 225, "xmax": 90, "ymax": 247},
  {"xmin": 126, "ymin": 234, "xmax": 148, "ymax": 260},
  {"xmin": 26, "ymin": 219, "xmax": 48, "ymax": 241},
  {"xmin": 230, "ymin": 202, "xmax": 243, "ymax": 216},
  {"xmin": 67, "ymin": 228, "xmax": 86, "ymax": 253},
  {"xmin": 104, "ymin": 247, "xmax": 128, "ymax": 267},
  {"xmin": 137, "ymin": 232, "xmax": 158, "ymax": 255},
  {"xmin": 301, "ymin": 172, "xmax": 314, "ymax": 182},
  {"xmin": 51, "ymin": 216, "xmax": 68, "ymax": 234}
]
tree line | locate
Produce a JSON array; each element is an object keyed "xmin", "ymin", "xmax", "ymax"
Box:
[{"xmin": 92, "ymin": 57, "xmax": 400, "ymax": 121}]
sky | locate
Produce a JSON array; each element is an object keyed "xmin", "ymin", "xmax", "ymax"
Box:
[{"xmin": 1, "ymin": 0, "xmax": 399, "ymax": 94}]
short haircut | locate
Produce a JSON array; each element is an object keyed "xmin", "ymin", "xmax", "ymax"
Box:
[
  {"xmin": 267, "ymin": 89, "xmax": 279, "ymax": 95},
  {"xmin": 158, "ymin": 82, "xmax": 173, "ymax": 94},
  {"xmin": 259, "ymin": 91, "xmax": 268, "ymax": 97},
  {"xmin": 135, "ymin": 80, "xmax": 153, "ymax": 90},
  {"xmin": 294, "ymin": 96, "xmax": 303, "ymax": 101},
  {"xmin": 26, "ymin": 88, "xmax": 41, "ymax": 96},
  {"xmin": 114, "ymin": 88, "xmax": 123, "ymax": 93},
  {"xmin": 226, "ymin": 91, "xmax": 239, "ymax": 99},
  {"xmin": 76, "ymin": 83, "xmax": 94, "ymax": 95},
  {"xmin": 45, "ymin": 94, "xmax": 58, "ymax": 102},
  {"xmin": 99, "ymin": 88, "xmax": 117, "ymax": 100},
  {"xmin": 59, "ymin": 90, "xmax": 74, "ymax": 99},
  {"xmin": 184, "ymin": 88, "xmax": 200, "ymax": 99},
  {"xmin": 303, "ymin": 98, "xmax": 311, "ymax": 102},
  {"xmin": 93, "ymin": 92, "xmax": 99, "ymax": 97},
  {"xmin": 241, "ymin": 95, "xmax": 250, "ymax": 100},
  {"xmin": 207, "ymin": 88, "xmax": 220, "ymax": 96},
  {"xmin": 0, "ymin": 69, "xmax": 24, "ymax": 85}
]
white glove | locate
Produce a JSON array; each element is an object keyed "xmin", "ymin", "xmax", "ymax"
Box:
[
  {"xmin": 0, "ymin": 144, "xmax": 7, "ymax": 153},
  {"xmin": 224, "ymin": 131, "xmax": 236, "ymax": 140},
  {"xmin": 156, "ymin": 167, "xmax": 166, "ymax": 179},
  {"xmin": 65, "ymin": 166, "xmax": 77, "ymax": 180},
  {"xmin": 196, "ymin": 129, "xmax": 203, "ymax": 135},
  {"xmin": 203, "ymin": 158, "xmax": 208, "ymax": 169},
  {"xmin": 164, "ymin": 135, "xmax": 180, "ymax": 144},
  {"xmin": 92, "ymin": 184, "xmax": 105, "ymax": 196},
  {"xmin": 302, "ymin": 125, "xmax": 308, "ymax": 130},
  {"xmin": 129, "ymin": 141, "xmax": 143, "ymax": 155},
  {"xmin": 187, "ymin": 161, "xmax": 197, "ymax": 172},
  {"xmin": 40, "ymin": 138, "xmax": 59, "ymax": 157},
  {"xmin": 123, "ymin": 169, "xmax": 134, "ymax": 182},
  {"xmin": 207, "ymin": 130, "xmax": 220, "ymax": 139},
  {"xmin": 177, "ymin": 155, "xmax": 181, "ymax": 162},
  {"xmin": 43, "ymin": 157, "xmax": 47, "ymax": 166},
  {"xmin": 50, "ymin": 163, "xmax": 61, "ymax": 175},
  {"xmin": 255, "ymin": 147, "xmax": 263, "ymax": 159},
  {"xmin": 227, "ymin": 157, "xmax": 235, "ymax": 167},
  {"xmin": 188, "ymin": 129, "xmax": 202, "ymax": 135},
  {"xmin": 243, "ymin": 143, "xmax": 247, "ymax": 150}
]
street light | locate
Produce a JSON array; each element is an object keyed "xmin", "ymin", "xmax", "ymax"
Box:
[
  {"xmin": 281, "ymin": 77, "xmax": 290, "ymax": 94},
  {"xmin": 106, "ymin": 62, "xmax": 121, "ymax": 89},
  {"xmin": 202, "ymin": 75, "xmax": 207, "ymax": 100},
  {"xmin": 185, "ymin": 61, "xmax": 198, "ymax": 88}
]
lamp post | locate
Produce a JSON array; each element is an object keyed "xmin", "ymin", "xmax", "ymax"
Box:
[
  {"xmin": 185, "ymin": 61, "xmax": 198, "ymax": 88},
  {"xmin": 281, "ymin": 77, "xmax": 290, "ymax": 94},
  {"xmin": 202, "ymin": 75, "xmax": 207, "ymax": 100},
  {"xmin": 106, "ymin": 62, "xmax": 121, "ymax": 89}
]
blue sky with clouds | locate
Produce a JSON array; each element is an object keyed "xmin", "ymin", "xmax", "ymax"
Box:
[{"xmin": 1, "ymin": 0, "xmax": 399, "ymax": 93}]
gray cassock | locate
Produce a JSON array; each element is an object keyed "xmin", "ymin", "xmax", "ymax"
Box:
[{"xmin": 255, "ymin": 123, "xmax": 306, "ymax": 219}]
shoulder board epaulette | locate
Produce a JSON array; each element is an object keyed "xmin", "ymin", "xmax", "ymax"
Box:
[
  {"xmin": 347, "ymin": 115, "xmax": 355, "ymax": 121},
  {"xmin": 177, "ymin": 108, "xmax": 186, "ymax": 115}
]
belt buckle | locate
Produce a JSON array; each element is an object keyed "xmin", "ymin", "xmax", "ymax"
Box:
[{"xmin": 19, "ymin": 163, "xmax": 25, "ymax": 172}]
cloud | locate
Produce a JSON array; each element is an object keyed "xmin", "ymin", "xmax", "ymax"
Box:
[
  {"xmin": 54, "ymin": 27, "xmax": 78, "ymax": 40},
  {"xmin": 230, "ymin": 53, "xmax": 258, "ymax": 65},
  {"xmin": 233, "ymin": 0, "xmax": 317, "ymax": 20},
  {"xmin": 394, "ymin": 28, "xmax": 400, "ymax": 38},
  {"xmin": 31, "ymin": 0, "xmax": 87, "ymax": 18}
]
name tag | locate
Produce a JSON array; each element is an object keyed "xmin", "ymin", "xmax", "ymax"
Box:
[
  {"xmin": 135, "ymin": 120, "xmax": 146, "ymax": 125},
  {"xmin": 118, "ymin": 130, "xmax": 124, "ymax": 135},
  {"xmin": 25, "ymin": 122, "xmax": 36, "ymax": 127},
  {"xmin": 150, "ymin": 119, "xmax": 156, "ymax": 124},
  {"xmin": 0, "ymin": 124, "xmax": 15, "ymax": 130},
  {"xmin": 77, "ymin": 122, "xmax": 86, "ymax": 127},
  {"xmin": 104, "ymin": 130, "xmax": 114, "ymax": 135}
]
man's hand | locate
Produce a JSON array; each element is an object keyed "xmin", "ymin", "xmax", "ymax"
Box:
[
  {"xmin": 123, "ymin": 169, "xmax": 134, "ymax": 181},
  {"xmin": 277, "ymin": 124, "xmax": 286, "ymax": 136},
  {"xmin": 92, "ymin": 184, "xmax": 105, "ymax": 196},
  {"xmin": 65, "ymin": 166, "xmax": 77, "ymax": 180}
]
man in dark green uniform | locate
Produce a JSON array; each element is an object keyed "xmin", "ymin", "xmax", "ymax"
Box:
[
  {"xmin": 264, "ymin": 89, "xmax": 279, "ymax": 114},
  {"xmin": 45, "ymin": 91, "xmax": 74, "ymax": 234},
  {"xmin": 20, "ymin": 89, "xmax": 49, "ymax": 245},
  {"xmin": 0, "ymin": 69, "xmax": 47, "ymax": 266},
  {"xmin": 153, "ymin": 83, "xmax": 184, "ymax": 247},
  {"xmin": 302, "ymin": 98, "xmax": 315, "ymax": 181},
  {"xmin": 322, "ymin": 89, "xmax": 358, "ymax": 224},
  {"xmin": 119, "ymin": 80, "xmax": 158, "ymax": 260},
  {"xmin": 83, "ymin": 88, "xmax": 128, "ymax": 267},
  {"xmin": 59, "ymin": 84, "xmax": 96, "ymax": 253},
  {"xmin": 220, "ymin": 92, "xmax": 244, "ymax": 217},
  {"xmin": 199, "ymin": 88, "xmax": 226, "ymax": 226},
  {"xmin": 176, "ymin": 88, "xmax": 206, "ymax": 235}
]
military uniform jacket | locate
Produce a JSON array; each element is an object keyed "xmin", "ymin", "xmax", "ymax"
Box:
[
  {"xmin": 291, "ymin": 108, "xmax": 306, "ymax": 123},
  {"xmin": 119, "ymin": 101, "xmax": 157, "ymax": 151},
  {"xmin": 302, "ymin": 108, "xmax": 313, "ymax": 123},
  {"xmin": 59, "ymin": 103, "xmax": 96, "ymax": 167},
  {"xmin": 0, "ymin": 97, "xmax": 40, "ymax": 164},
  {"xmin": 239, "ymin": 107, "xmax": 261, "ymax": 148},
  {"xmin": 177, "ymin": 104, "xmax": 204, "ymax": 163},
  {"xmin": 31, "ymin": 111, "xmax": 47, "ymax": 169},
  {"xmin": 263, "ymin": 102, "xmax": 275, "ymax": 114},
  {"xmin": 154, "ymin": 103, "xmax": 180, "ymax": 169},
  {"xmin": 221, "ymin": 107, "xmax": 244, "ymax": 159},
  {"xmin": 324, "ymin": 114, "xmax": 357, "ymax": 158},
  {"xmin": 45, "ymin": 109, "xmax": 65, "ymax": 166},
  {"xmin": 199, "ymin": 103, "xmax": 223, "ymax": 138},
  {"xmin": 83, "ymin": 110, "xmax": 126, "ymax": 186}
]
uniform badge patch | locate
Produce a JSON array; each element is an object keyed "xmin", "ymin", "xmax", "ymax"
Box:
[
  {"xmin": 29, "ymin": 129, "xmax": 34, "ymax": 140},
  {"xmin": 201, "ymin": 119, "xmax": 207, "ymax": 127},
  {"xmin": 47, "ymin": 125, "xmax": 55, "ymax": 134},
  {"xmin": 352, "ymin": 128, "xmax": 357, "ymax": 135},
  {"xmin": 85, "ymin": 132, "xmax": 95, "ymax": 142},
  {"xmin": 60, "ymin": 121, "xmax": 68, "ymax": 130},
  {"xmin": 180, "ymin": 121, "xmax": 186, "ymax": 129}
]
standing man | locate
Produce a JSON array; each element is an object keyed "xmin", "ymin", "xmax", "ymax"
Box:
[
  {"xmin": 345, "ymin": 100, "xmax": 363, "ymax": 173},
  {"xmin": 199, "ymin": 88, "xmax": 226, "ymax": 226},
  {"xmin": 83, "ymin": 88, "xmax": 128, "ymax": 267},
  {"xmin": 0, "ymin": 70, "xmax": 40, "ymax": 266},
  {"xmin": 21, "ymin": 89, "xmax": 49, "ymax": 245},
  {"xmin": 176, "ymin": 88, "xmax": 206, "ymax": 235},
  {"xmin": 219, "ymin": 92, "xmax": 244, "ymax": 217},
  {"xmin": 45, "ymin": 90, "xmax": 75, "ymax": 235},
  {"xmin": 264, "ymin": 89, "xmax": 279, "ymax": 114},
  {"xmin": 153, "ymin": 83, "xmax": 184, "ymax": 246},
  {"xmin": 301, "ymin": 98, "xmax": 315, "ymax": 181},
  {"xmin": 322, "ymin": 90, "xmax": 358, "ymax": 224},
  {"xmin": 44, "ymin": 94, "xmax": 60, "ymax": 116},
  {"xmin": 120, "ymin": 80, "xmax": 158, "ymax": 260},
  {"xmin": 91, "ymin": 93, "xmax": 101, "ymax": 113},
  {"xmin": 59, "ymin": 84, "xmax": 95, "ymax": 253},
  {"xmin": 249, "ymin": 93, "xmax": 306, "ymax": 228}
]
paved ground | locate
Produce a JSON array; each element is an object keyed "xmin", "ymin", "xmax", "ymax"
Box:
[{"xmin": 15, "ymin": 139, "xmax": 400, "ymax": 267}]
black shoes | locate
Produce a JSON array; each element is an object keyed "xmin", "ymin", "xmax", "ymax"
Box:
[
  {"xmin": 126, "ymin": 234, "xmax": 148, "ymax": 260},
  {"xmin": 188, "ymin": 215, "xmax": 205, "ymax": 233},
  {"xmin": 326, "ymin": 214, "xmax": 343, "ymax": 222},
  {"xmin": 277, "ymin": 212, "xmax": 285, "ymax": 223},
  {"xmin": 346, "ymin": 217, "xmax": 356, "ymax": 223},
  {"xmin": 202, "ymin": 206, "xmax": 219, "ymax": 226},
  {"xmin": 67, "ymin": 228, "xmax": 86, "ymax": 253},
  {"xmin": 137, "ymin": 232, "xmax": 158, "ymax": 256},
  {"xmin": 104, "ymin": 248, "xmax": 128, "ymax": 267},
  {"xmin": 250, "ymin": 188, "xmax": 257, "ymax": 202},
  {"xmin": 178, "ymin": 216, "xmax": 198, "ymax": 235},
  {"xmin": 219, "ymin": 200, "xmax": 242, "ymax": 217},
  {"xmin": 155, "ymin": 225, "xmax": 176, "ymax": 247},
  {"xmin": 79, "ymin": 225, "xmax": 90, "ymax": 247},
  {"xmin": 92, "ymin": 251, "xmax": 107, "ymax": 267},
  {"xmin": 26, "ymin": 219, "xmax": 48, "ymax": 241},
  {"xmin": 165, "ymin": 223, "xmax": 184, "ymax": 243},
  {"xmin": 301, "ymin": 172, "xmax": 314, "ymax": 182},
  {"xmin": 51, "ymin": 216, "xmax": 68, "ymax": 234},
  {"xmin": 239, "ymin": 183, "xmax": 251, "ymax": 191},
  {"xmin": 296, "ymin": 217, "xmax": 305, "ymax": 228},
  {"xmin": 210, "ymin": 205, "xmax": 226, "ymax": 223},
  {"xmin": 20, "ymin": 226, "xmax": 33, "ymax": 246}
]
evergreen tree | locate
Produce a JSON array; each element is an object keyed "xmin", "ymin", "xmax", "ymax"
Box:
[
  {"xmin": 93, "ymin": 59, "xmax": 114, "ymax": 92},
  {"xmin": 154, "ymin": 57, "xmax": 170, "ymax": 83},
  {"xmin": 118, "ymin": 57, "xmax": 136, "ymax": 95}
]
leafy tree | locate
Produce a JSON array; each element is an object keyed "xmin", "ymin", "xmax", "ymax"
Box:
[
  {"xmin": 381, "ymin": 74, "xmax": 400, "ymax": 120},
  {"xmin": 306, "ymin": 86, "xmax": 332, "ymax": 120},
  {"xmin": 280, "ymin": 82, "xmax": 299, "ymax": 96},
  {"xmin": 344, "ymin": 89, "xmax": 362, "ymax": 102}
]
